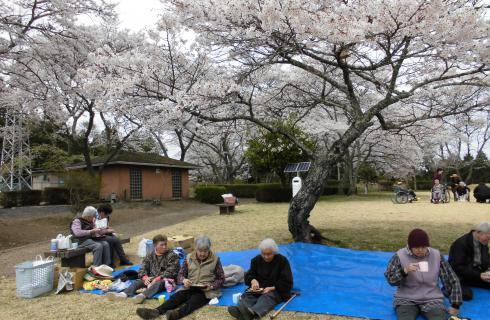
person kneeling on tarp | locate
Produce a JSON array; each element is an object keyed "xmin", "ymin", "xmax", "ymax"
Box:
[
  {"xmin": 448, "ymin": 222, "xmax": 490, "ymax": 300},
  {"xmin": 228, "ymin": 238, "xmax": 293, "ymax": 320},
  {"xmin": 136, "ymin": 235, "xmax": 225, "ymax": 320},
  {"xmin": 385, "ymin": 229, "xmax": 462, "ymax": 320},
  {"xmin": 106, "ymin": 234, "xmax": 180, "ymax": 304}
]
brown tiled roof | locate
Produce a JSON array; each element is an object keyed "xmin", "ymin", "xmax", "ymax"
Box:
[{"xmin": 66, "ymin": 151, "xmax": 199, "ymax": 170}]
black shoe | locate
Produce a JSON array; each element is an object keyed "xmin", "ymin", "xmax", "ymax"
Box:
[
  {"xmin": 120, "ymin": 260, "xmax": 134, "ymax": 266},
  {"xmin": 136, "ymin": 308, "xmax": 160, "ymax": 319},
  {"xmin": 165, "ymin": 309, "xmax": 180, "ymax": 320},
  {"xmin": 238, "ymin": 303, "xmax": 254, "ymax": 320},
  {"xmin": 228, "ymin": 306, "xmax": 244, "ymax": 320}
]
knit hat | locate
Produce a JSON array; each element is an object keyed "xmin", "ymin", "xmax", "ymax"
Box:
[{"xmin": 407, "ymin": 229, "xmax": 430, "ymax": 249}]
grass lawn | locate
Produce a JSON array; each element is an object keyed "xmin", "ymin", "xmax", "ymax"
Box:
[{"xmin": 1, "ymin": 191, "xmax": 488, "ymax": 320}]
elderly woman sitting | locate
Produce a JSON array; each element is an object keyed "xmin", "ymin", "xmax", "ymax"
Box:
[
  {"xmin": 70, "ymin": 206, "xmax": 112, "ymax": 266},
  {"xmin": 136, "ymin": 235, "xmax": 225, "ymax": 320},
  {"xmin": 228, "ymin": 238, "xmax": 293, "ymax": 320},
  {"xmin": 385, "ymin": 229, "xmax": 462, "ymax": 320}
]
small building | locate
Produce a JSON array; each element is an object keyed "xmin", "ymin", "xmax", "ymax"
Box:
[
  {"xmin": 66, "ymin": 152, "xmax": 199, "ymax": 201},
  {"xmin": 32, "ymin": 171, "xmax": 64, "ymax": 190}
]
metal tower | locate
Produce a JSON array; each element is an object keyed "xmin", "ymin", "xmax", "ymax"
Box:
[{"xmin": 0, "ymin": 107, "xmax": 32, "ymax": 191}]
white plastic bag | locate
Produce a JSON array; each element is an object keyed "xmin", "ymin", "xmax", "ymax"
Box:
[
  {"xmin": 55, "ymin": 270, "xmax": 74, "ymax": 294},
  {"xmin": 32, "ymin": 255, "xmax": 54, "ymax": 266},
  {"xmin": 137, "ymin": 238, "xmax": 149, "ymax": 258},
  {"xmin": 223, "ymin": 264, "xmax": 245, "ymax": 287}
]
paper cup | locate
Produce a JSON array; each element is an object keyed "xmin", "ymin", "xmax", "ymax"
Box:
[
  {"xmin": 418, "ymin": 261, "xmax": 429, "ymax": 272},
  {"xmin": 232, "ymin": 293, "xmax": 242, "ymax": 304}
]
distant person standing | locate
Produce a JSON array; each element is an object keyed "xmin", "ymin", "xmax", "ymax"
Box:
[{"xmin": 433, "ymin": 168, "xmax": 444, "ymax": 185}]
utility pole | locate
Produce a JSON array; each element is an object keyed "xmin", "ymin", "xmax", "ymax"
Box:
[{"xmin": 0, "ymin": 106, "xmax": 32, "ymax": 191}]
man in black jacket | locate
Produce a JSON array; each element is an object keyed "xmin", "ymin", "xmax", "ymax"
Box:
[
  {"xmin": 448, "ymin": 222, "xmax": 490, "ymax": 300},
  {"xmin": 228, "ymin": 238, "xmax": 293, "ymax": 320}
]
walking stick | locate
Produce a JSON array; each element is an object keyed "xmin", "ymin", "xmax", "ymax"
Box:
[{"xmin": 269, "ymin": 291, "xmax": 300, "ymax": 319}]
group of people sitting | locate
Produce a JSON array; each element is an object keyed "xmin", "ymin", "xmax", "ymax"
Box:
[
  {"xmin": 103, "ymin": 235, "xmax": 292, "ymax": 320},
  {"xmin": 385, "ymin": 222, "xmax": 490, "ymax": 320}
]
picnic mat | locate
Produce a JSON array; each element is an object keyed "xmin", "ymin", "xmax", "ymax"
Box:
[{"xmin": 81, "ymin": 242, "xmax": 490, "ymax": 319}]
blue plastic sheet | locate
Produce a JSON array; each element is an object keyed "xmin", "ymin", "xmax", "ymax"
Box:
[{"xmin": 81, "ymin": 243, "xmax": 490, "ymax": 319}]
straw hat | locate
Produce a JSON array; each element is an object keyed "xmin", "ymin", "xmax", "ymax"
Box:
[
  {"xmin": 450, "ymin": 173, "xmax": 459, "ymax": 178},
  {"xmin": 90, "ymin": 264, "xmax": 114, "ymax": 277}
]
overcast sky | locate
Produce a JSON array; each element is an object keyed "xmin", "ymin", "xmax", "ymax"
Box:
[{"xmin": 115, "ymin": 0, "xmax": 161, "ymax": 31}]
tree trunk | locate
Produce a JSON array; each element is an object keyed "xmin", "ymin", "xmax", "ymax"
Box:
[{"xmin": 288, "ymin": 157, "xmax": 331, "ymax": 242}]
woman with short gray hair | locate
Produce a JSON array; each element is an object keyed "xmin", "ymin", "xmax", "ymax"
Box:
[
  {"xmin": 228, "ymin": 238, "xmax": 293, "ymax": 320},
  {"xmin": 448, "ymin": 221, "xmax": 490, "ymax": 300},
  {"xmin": 136, "ymin": 235, "xmax": 225, "ymax": 320},
  {"xmin": 69, "ymin": 206, "xmax": 112, "ymax": 266}
]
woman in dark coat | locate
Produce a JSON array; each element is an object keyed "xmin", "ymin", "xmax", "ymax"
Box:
[{"xmin": 228, "ymin": 238, "xmax": 293, "ymax": 320}]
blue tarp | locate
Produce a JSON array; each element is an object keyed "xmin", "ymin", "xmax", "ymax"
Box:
[{"xmin": 82, "ymin": 243, "xmax": 490, "ymax": 319}]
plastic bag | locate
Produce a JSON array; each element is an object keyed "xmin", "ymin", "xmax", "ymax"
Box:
[
  {"xmin": 223, "ymin": 264, "xmax": 245, "ymax": 287},
  {"xmin": 55, "ymin": 270, "xmax": 74, "ymax": 294},
  {"xmin": 32, "ymin": 255, "xmax": 54, "ymax": 266},
  {"xmin": 138, "ymin": 238, "xmax": 149, "ymax": 258},
  {"xmin": 104, "ymin": 279, "xmax": 130, "ymax": 292}
]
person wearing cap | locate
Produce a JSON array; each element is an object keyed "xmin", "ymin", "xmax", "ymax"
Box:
[
  {"xmin": 70, "ymin": 206, "xmax": 112, "ymax": 266},
  {"xmin": 448, "ymin": 222, "xmax": 490, "ymax": 300},
  {"xmin": 449, "ymin": 174, "xmax": 461, "ymax": 201},
  {"xmin": 385, "ymin": 229, "xmax": 462, "ymax": 320},
  {"xmin": 107, "ymin": 234, "xmax": 180, "ymax": 304},
  {"xmin": 136, "ymin": 235, "xmax": 225, "ymax": 320},
  {"xmin": 97, "ymin": 204, "xmax": 133, "ymax": 266},
  {"xmin": 454, "ymin": 182, "xmax": 470, "ymax": 202}
]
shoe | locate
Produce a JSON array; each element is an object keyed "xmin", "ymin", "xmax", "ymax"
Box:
[
  {"xmin": 132, "ymin": 293, "xmax": 146, "ymax": 304},
  {"xmin": 237, "ymin": 303, "xmax": 254, "ymax": 320},
  {"xmin": 165, "ymin": 309, "xmax": 180, "ymax": 320},
  {"xmin": 136, "ymin": 308, "xmax": 160, "ymax": 319},
  {"xmin": 106, "ymin": 292, "xmax": 127, "ymax": 301},
  {"xmin": 120, "ymin": 260, "xmax": 134, "ymax": 266},
  {"xmin": 228, "ymin": 306, "xmax": 244, "ymax": 320}
]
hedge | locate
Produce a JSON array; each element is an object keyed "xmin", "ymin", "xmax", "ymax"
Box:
[
  {"xmin": 410, "ymin": 180, "xmax": 433, "ymax": 191},
  {"xmin": 255, "ymin": 184, "xmax": 292, "ymax": 202},
  {"xmin": 195, "ymin": 186, "xmax": 227, "ymax": 204},
  {"xmin": 217, "ymin": 184, "xmax": 259, "ymax": 198},
  {"xmin": 43, "ymin": 187, "xmax": 70, "ymax": 205},
  {"xmin": 0, "ymin": 190, "xmax": 42, "ymax": 207}
]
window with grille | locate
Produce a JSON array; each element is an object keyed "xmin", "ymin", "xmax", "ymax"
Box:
[
  {"xmin": 172, "ymin": 169, "xmax": 182, "ymax": 199},
  {"xmin": 130, "ymin": 167, "xmax": 142, "ymax": 200}
]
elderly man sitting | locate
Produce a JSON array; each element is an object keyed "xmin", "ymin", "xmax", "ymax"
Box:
[
  {"xmin": 448, "ymin": 222, "xmax": 490, "ymax": 300},
  {"xmin": 385, "ymin": 229, "xmax": 462, "ymax": 320},
  {"xmin": 228, "ymin": 238, "xmax": 293, "ymax": 320},
  {"xmin": 136, "ymin": 235, "xmax": 225, "ymax": 320},
  {"xmin": 107, "ymin": 234, "xmax": 180, "ymax": 304},
  {"xmin": 70, "ymin": 206, "xmax": 112, "ymax": 266}
]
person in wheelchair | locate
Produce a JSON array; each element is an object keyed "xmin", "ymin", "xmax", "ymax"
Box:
[
  {"xmin": 395, "ymin": 182, "xmax": 418, "ymax": 202},
  {"xmin": 455, "ymin": 182, "xmax": 470, "ymax": 202},
  {"xmin": 431, "ymin": 179, "xmax": 444, "ymax": 204}
]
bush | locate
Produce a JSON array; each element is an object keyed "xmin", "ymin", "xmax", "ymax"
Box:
[
  {"xmin": 0, "ymin": 190, "xmax": 42, "ymax": 207},
  {"xmin": 43, "ymin": 187, "xmax": 70, "ymax": 205},
  {"xmin": 255, "ymin": 184, "xmax": 292, "ymax": 202},
  {"xmin": 322, "ymin": 180, "xmax": 349, "ymax": 195},
  {"xmin": 218, "ymin": 184, "xmax": 260, "ymax": 198},
  {"xmin": 195, "ymin": 186, "xmax": 227, "ymax": 204},
  {"xmin": 63, "ymin": 171, "xmax": 102, "ymax": 213},
  {"xmin": 1, "ymin": 191, "xmax": 18, "ymax": 208},
  {"xmin": 377, "ymin": 180, "xmax": 395, "ymax": 191}
]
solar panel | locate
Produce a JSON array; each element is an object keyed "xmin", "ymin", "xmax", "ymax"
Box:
[
  {"xmin": 297, "ymin": 162, "xmax": 311, "ymax": 172},
  {"xmin": 284, "ymin": 162, "xmax": 311, "ymax": 173},
  {"xmin": 284, "ymin": 163, "xmax": 299, "ymax": 173}
]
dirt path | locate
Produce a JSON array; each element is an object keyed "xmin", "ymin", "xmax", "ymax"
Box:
[{"xmin": 0, "ymin": 200, "xmax": 217, "ymax": 277}]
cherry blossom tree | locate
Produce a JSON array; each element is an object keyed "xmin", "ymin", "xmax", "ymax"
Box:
[{"xmin": 163, "ymin": 0, "xmax": 489, "ymax": 241}]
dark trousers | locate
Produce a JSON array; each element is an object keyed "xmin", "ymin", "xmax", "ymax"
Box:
[
  {"xmin": 123, "ymin": 279, "xmax": 165, "ymax": 298},
  {"xmin": 102, "ymin": 235, "xmax": 130, "ymax": 264},
  {"xmin": 395, "ymin": 305, "xmax": 446, "ymax": 320},
  {"xmin": 461, "ymin": 278, "xmax": 490, "ymax": 300},
  {"xmin": 240, "ymin": 291, "xmax": 282, "ymax": 317},
  {"xmin": 156, "ymin": 288, "xmax": 210, "ymax": 318},
  {"xmin": 79, "ymin": 239, "xmax": 111, "ymax": 266}
]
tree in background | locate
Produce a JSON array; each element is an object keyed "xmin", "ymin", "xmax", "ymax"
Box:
[{"xmin": 246, "ymin": 122, "xmax": 314, "ymax": 186}]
